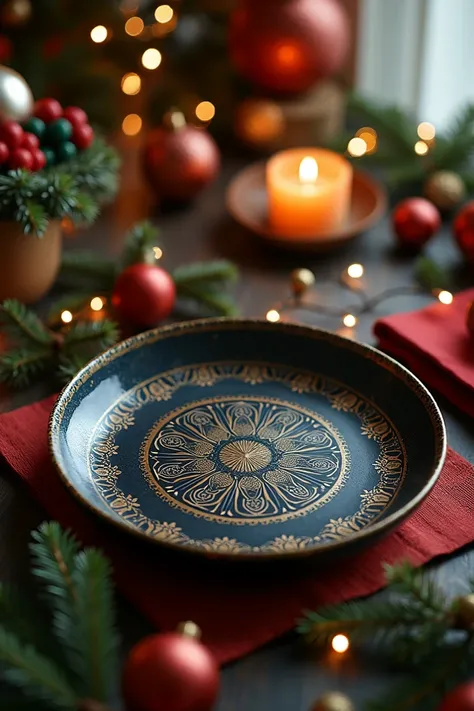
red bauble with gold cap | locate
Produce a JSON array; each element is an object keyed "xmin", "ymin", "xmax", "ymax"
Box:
[
  {"xmin": 122, "ymin": 622, "xmax": 219, "ymax": 711},
  {"xmin": 228, "ymin": 0, "xmax": 349, "ymax": 94}
]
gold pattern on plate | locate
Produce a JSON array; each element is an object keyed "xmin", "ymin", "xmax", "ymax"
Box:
[{"xmin": 87, "ymin": 362, "xmax": 407, "ymax": 552}]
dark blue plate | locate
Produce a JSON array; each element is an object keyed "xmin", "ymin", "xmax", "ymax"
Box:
[{"xmin": 49, "ymin": 319, "xmax": 446, "ymax": 561}]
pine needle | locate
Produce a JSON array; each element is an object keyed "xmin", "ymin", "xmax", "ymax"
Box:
[
  {"xmin": 0, "ymin": 626, "xmax": 77, "ymax": 710},
  {"xmin": 414, "ymin": 257, "xmax": 453, "ymax": 291},
  {"xmin": 173, "ymin": 260, "xmax": 239, "ymax": 287},
  {"xmin": 121, "ymin": 220, "xmax": 161, "ymax": 268},
  {"xmin": 59, "ymin": 252, "xmax": 116, "ymax": 291},
  {"xmin": 0, "ymin": 347, "xmax": 52, "ymax": 387},
  {"xmin": 70, "ymin": 549, "xmax": 120, "ymax": 702},
  {"xmin": 0, "ymin": 299, "xmax": 53, "ymax": 345},
  {"xmin": 62, "ymin": 320, "xmax": 119, "ymax": 350}
]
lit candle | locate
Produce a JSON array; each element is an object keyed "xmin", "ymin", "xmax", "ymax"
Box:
[{"xmin": 267, "ymin": 148, "xmax": 353, "ymax": 239}]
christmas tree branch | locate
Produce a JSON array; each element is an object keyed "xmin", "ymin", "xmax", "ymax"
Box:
[
  {"xmin": 59, "ymin": 253, "xmax": 116, "ymax": 291},
  {"xmin": 0, "ymin": 348, "xmax": 53, "ymax": 387},
  {"xmin": 120, "ymin": 220, "xmax": 161, "ymax": 269},
  {"xmin": 0, "ymin": 300, "xmax": 53, "ymax": 345}
]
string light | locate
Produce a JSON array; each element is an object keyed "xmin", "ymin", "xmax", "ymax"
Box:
[
  {"xmin": 437, "ymin": 290, "xmax": 453, "ymax": 305},
  {"xmin": 125, "ymin": 16, "xmax": 144, "ymax": 36},
  {"xmin": 347, "ymin": 263, "xmax": 364, "ymax": 279},
  {"xmin": 154, "ymin": 4, "xmax": 174, "ymax": 22},
  {"xmin": 122, "ymin": 113, "xmax": 142, "ymax": 136},
  {"xmin": 90, "ymin": 297, "xmax": 104, "ymax": 312},
  {"xmin": 417, "ymin": 121, "xmax": 436, "ymax": 141},
  {"xmin": 153, "ymin": 246, "xmax": 163, "ymax": 259},
  {"xmin": 90, "ymin": 25, "xmax": 108, "ymax": 43},
  {"xmin": 355, "ymin": 127, "xmax": 377, "ymax": 154},
  {"xmin": 414, "ymin": 140, "xmax": 429, "ymax": 156},
  {"xmin": 266, "ymin": 309, "xmax": 281, "ymax": 323},
  {"xmin": 121, "ymin": 72, "xmax": 141, "ymax": 96},
  {"xmin": 342, "ymin": 314, "xmax": 357, "ymax": 328},
  {"xmin": 347, "ymin": 137, "xmax": 367, "ymax": 158},
  {"xmin": 195, "ymin": 101, "xmax": 216, "ymax": 122},
  {"xmin": 61, "ymin": 310, "xmax": 73, "ymax": 324},
  {"xmin": 331, "ymin": 634, "xmax": 350, "ymax": 654},
  {"xmin": 141, "ymin": 48, "xmax": 162, "ymax": 69}
]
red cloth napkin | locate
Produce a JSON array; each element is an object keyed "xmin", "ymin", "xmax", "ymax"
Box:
[
  {"xmin": 374, "ymin": 287, "xmax": 474, "ymax": 417},
  {"xmin": 1, "ymin": 396, "xmax": 474, "ymax": 665}
]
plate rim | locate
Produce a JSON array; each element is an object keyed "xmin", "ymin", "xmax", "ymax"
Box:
[{"xmin": 49, "ymin": 318, "xmax": 447, "ymax": 560}]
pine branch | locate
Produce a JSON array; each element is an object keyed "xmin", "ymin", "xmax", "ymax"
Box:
[
  {"xmin": 70, "ymin": 192, "xmax": 100, "ymax": 227},
  {"xmin": 120, "ymin": 220, "xmax": 161, "ymax": 269},
  {"xmin": 385, "ymin": 561, "xmax": 447, "ymax": 614},
  {"xmin": 172, "ymin": 260, "xmax": 239, "ymax": 288},
  {"xmin": 0, "ymin": 347, "xmax": 53, "ymax": 387},
  {"xmin": 70, "ymin": 549, "xmax": 119, "ymax": 702},
  {"xmin": 348, "ymin": 93, "xmax": 417, "ymax": 157},
  {"xmin": 58, "ymin": 353, "xmax": 91, "ymax": 383},
  {"xmin": 0, "ymin": 626, "xmax": 78, "ymax": 710},
  {"xmin": 415, "ymin": 257, "xmax": 453, "ymax": 291},
  {"xmin": 16, "ymin": 201, "xmax": 48, "ymax": 236},
  {"xmin": 433, "ymin": 104, "xmax": 474, "ymax": 170},
  {"xmin": 62, "ymin": 320, "xmax": 119, "ymax": 350},
  {"xmin": 48, "ymin": 294, "xmax": 95, "ymax": 324},
  {"xmin": 0, "ymin": 299, "xmax": 53, "ymax": 346},
  {"xmin": 59, "ymin": 252, "xmax": 116, "ymax": 291},
  {"xmin": 176, "ymin": 285, "xmax": 239, "ymax": 316}
]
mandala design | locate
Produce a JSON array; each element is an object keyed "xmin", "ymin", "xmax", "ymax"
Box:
[
  {"xmin": 141, "ymin": 397, "xmax": 348, "ymax": 524},
  {"xmin": 87, "ymin": 362, "xmax": 408, "ymax": 552}
]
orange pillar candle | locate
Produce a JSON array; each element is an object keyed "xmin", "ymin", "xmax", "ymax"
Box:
[{"xmin": 267, "ymin": 148, "xmax": 353, "ymax": 238}]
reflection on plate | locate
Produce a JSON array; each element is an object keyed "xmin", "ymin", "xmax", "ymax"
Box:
[{"xmin": 50, "ymin": 320, "xmax": 445, "ymax": 561}]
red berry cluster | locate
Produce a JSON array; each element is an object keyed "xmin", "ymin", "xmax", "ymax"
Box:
[{"xmin": 0, "ymin": 97, "xmax": 94, "ymax": 173}]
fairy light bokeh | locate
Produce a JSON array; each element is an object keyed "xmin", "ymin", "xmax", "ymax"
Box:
[
  {"xmin": 61, "ymin": 310, "xmax": 73, "ymax": 324},
  {"xmin": 331, "ymin": 634, "xmax": 350, "ymax": 654},
  {"xmin": 266, "ymin": 309, "xmax": 281, "ymax": 323},
  {"xmin": 90, "ymin": 25, "xmax": 108, "ymax": 43}
]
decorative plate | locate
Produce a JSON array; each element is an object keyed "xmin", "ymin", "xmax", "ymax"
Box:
[{"xmin": 49, "ymin": 320, "xmax": 446, "ymax": 561}]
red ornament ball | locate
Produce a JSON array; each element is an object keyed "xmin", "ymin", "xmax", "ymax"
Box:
[
  {"xmin": 454, "ymin": 201, "xmax": 474, "ymax": 264},
  {"xmin": 392, "ymin": 197, "xmax": 441, "ymax": 249},
  {"xmin": 228, "ymin": 0, "xmax": 349, "ymax": 94},
  {"xmin": 9, "ymin": 147, "xmax": 33, "ymax": 170},
  {"xmin": 0, "ymin": 120, "xmax": 23, "ymax": 149},
  {"xmin": 112, "ymin": 264, "xmax": 176, "ymax": 329},
  {"xmin": 122, "ymin": 630, "xmax": 219, "ymax": 711},
  {"xmin": 438, "ymin": 682, "xmax": 474, "ymax": 711},
  {"xmin": 72, "ymin": 122, "xmax": 94, "ymax": 150},
  {"xmin": 143, "ymin": 122, "xmax": 220, "ymax": 201},
  {"xmin": 63, "ymin": 106, "xmax": 88, "ymax": 128},
  {"xmin": 31, "ymin": 148, "xmax": 46, "ymax": 171},
  {"xmin": 34, "ymin": 97, "xmax": 62, "ymax": 123},
  {"xmin": 21, "ymin": 131, "xmax": 39, "ymax": 151},
  {"xmin": 0, "ymin": 141, "xmax": 9, "ymax": 164},
  {"xmin": 0, "ymin": 36, "xmax": 13, "ymax": 62}
]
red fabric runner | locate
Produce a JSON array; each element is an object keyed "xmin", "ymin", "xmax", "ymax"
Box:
[
  {"xmin": 0, "ymin": 396, "xmax": 473, "ymax": 664},
  {"xmin": 374, "ymin": 287, "xmax": 474, "ymax": 417}
]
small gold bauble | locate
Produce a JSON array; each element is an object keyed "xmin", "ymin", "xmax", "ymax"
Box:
[
  {"xmin": 455, "ymin": 594, "xmax": 474, "ymax": 629},
  {"xmin": 176, "ymin": 620, "xmax": 202, "ymax": 640},
  {"xmin": 1, "ymin": 0, "xmax": 31, "ymax": 25},
  {"xmin": 290, "ymin": 268, "xmax": 315, "ymax": 298},
  {"xmin": 423, "ymin": 170, "xmax": 466, "ymax": 211},
  {"xmin": 467, "ymin": 301, "xmax": 474, "ymax": 337},
  {"xmin": 235, "ymin": 98, "xmax": 285, "ymax": 149},
  {"xmin": 311, "ymin": 691, "xmax": 355, "ymax": 711}
]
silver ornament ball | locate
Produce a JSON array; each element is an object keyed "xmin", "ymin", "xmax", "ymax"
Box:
[{"xmin": 0, "ymin": 65, "xmax": 33, "ymax": 122}]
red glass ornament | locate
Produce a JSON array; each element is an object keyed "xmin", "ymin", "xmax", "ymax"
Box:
[
  {"xmin": 34, "ymin": 97, "xmax": 63, "ymax": 123},
  {"xmin": 0, "ymin": 120, "xmax": 24, "ymax": 149},
  {"xmin": 229, "ymin": 0, "xmax": 349, "ymax": 94},
  {"xmin": 0, "ymin": 141, "xmax": 9, "ymax": 164},
  {"xmin": 143, "ymin": 124, "xmax": 220, "ymax": 201},
  {"xmin": 9, "ymin": 148, "xmax": 33, "ymax": 170},
  {"xmin": 63, "ymin": 106, "xmax": 88, "ymax": 128},
  {"xmin": 112, "ymin": 264, "xmax": 176, "ymax": 329},
  {"xmin": 31, "ymin": 148, "xmax": 46, "ymax": 171},
  {"xmin": 454, "ymin": 201, "xmax": 474, "ymax": 264},
  {"xmin": 122, "ymin": 631, "xmax": 219, "ymax": 711},
  {"xmin": 0, "ymin": 36, "xmax": 13, "ymax": 62},
  {"xmin": 438, "ymin": 682, "xmax": 474, "ymax": 711},
  {"xmin": 392, "ymin": 197, "xmax": 441, "ymax": 249},
  {"xmin": 21, "ymin": 132, "xmax": 40, "ymax": 151},
  {"xmin": 72, "ymin": 123, "xmax": 94, "ymax": 150}
]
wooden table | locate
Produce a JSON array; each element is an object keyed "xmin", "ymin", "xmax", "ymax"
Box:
[{"xmin": 1, "ymin": 152, "xmax": 472, "ymax": 710}]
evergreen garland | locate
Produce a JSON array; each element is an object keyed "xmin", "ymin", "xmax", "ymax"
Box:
[
  {"xmin": 299, "ymin": 561, "xmax": 474, "ymax": 711},
  {"xmin": 0, "ymin": 139, "xmax": 119, "ymax": 235}
]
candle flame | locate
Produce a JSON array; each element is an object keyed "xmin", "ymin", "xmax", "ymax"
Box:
[{"xmin": 299, "ymin": 157, "xmax": 318, "ymax": 184}]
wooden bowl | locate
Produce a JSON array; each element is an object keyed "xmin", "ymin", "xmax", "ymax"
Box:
[{"xmin": 226, "ymin": 162, "xmax": 387, "ymax": 253}]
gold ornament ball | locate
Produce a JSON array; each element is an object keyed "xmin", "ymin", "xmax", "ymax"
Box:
[
  {"xmin": 455, "ymin": 593, "xmax": 474, "ymax": 628},
  {"xmin": 424, "ymin": 170, "xmax": 466, "ymax": 211},
  {"xmin": 312, "ymin": 691, "xmax": 355, "ymax": 711},
  {"xmin": 291, "ymin": 268, "xmax": 315, "ymax": 297},
  {"xmin": 467, "ymin": 301, "xmax": 474, "ymax": 337},
  {"xmin": 0, "ymin": 65, "xmax": 33, "ymax": 122},
  {"xmin": 235, "ymin": 98, "xmax": 285, "ymax": 149},
  {"xmin": 2, "ymin": 0, "xmax": 31, "ymax": 25}
]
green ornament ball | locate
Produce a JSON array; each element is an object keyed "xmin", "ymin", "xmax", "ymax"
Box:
[
  {"xmin": 46, "ymin": 118, "xmax": 72, "ymax": 144},
  {"xmin": 43, "ymin": 147, "xmax": 56, "ymax": 166},
  {"xmin": 23, "ymin": 116, "xmax": 46, "ymax": 139},
  {"xmin": 56, "ymin": 141, "xmax": 77, "ymax": 162}
]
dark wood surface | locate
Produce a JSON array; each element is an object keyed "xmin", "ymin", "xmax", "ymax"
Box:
[{"xmin": 0, "ymin": 147, "xmax": 473, "ymax": 710}]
